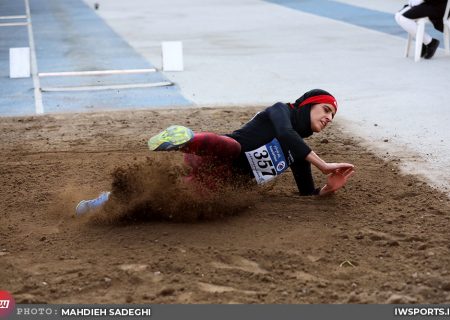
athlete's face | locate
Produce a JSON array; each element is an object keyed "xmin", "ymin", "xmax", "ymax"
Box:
[{"xmin": 310, "ymin": 103, "xmax": 336, "ymax": 133}]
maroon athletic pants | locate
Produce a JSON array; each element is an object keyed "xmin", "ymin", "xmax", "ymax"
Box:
[{"xmin": 180, "ymin": 132, "xmax": 241, "ymax": 187}]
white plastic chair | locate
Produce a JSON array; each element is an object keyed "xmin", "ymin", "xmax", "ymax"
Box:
[
  {"xmin": 405, "ymin": 0, "xmax": 450, "ymax": 62},
  {"xmin": 444, "ymin": 1, "xmax": 450, "ymax": 55}
]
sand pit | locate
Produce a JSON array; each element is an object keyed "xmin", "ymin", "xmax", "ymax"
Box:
[{"xmin": 1, "ymin": 107, "xmax": 450, "ymax": 304}]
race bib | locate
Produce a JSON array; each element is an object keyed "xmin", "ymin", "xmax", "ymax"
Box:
[{"xmin": 245, "ymin": 138, "xmax": 288, "ymax": 184}]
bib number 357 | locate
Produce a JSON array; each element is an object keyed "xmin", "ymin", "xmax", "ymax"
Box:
[{"xmin": 245, "ymin": 138, "xmax": 288, "ymax": 184}]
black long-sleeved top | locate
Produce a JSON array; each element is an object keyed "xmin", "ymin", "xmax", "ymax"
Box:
[{"xmin": 227, "ymin": 102, "xmax": 319, "ymax": 196}]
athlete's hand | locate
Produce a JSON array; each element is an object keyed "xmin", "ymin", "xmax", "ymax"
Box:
[
  {"xmin": 320, "ymin": 162, "xmax": 354, "ymax": 174},
  {"xmin": 319, "ymin": 167, "xmax": 355, "ymax": 196}
]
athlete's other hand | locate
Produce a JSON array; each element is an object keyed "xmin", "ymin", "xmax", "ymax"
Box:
[{"xmin": 319, "ymin": 167, "xmax": 355, "ymax": 196}]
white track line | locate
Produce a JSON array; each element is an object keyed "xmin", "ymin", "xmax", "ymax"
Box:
[
  {"xmin": 38, "ymin": 68, "xmax": 157, "ymax": 77},
  {"xmin": 0, "ymin": 15, "xmax": 27, "ymax": 19},
  {"xmin": 41, "ymin": 81, "xmax": 173, "ymax": 92},
  {"xmin": 0, "ymin": 22, "xmax": 28, "ymax": 27},
  {"xmin": 25, "ymin": 0, "xmax": 43, "ymax": 114}
]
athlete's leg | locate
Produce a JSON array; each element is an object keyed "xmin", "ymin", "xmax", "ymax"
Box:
[
  {"xmin": 149, "ymin": 127, "xmax": 242, "ymax": 190},
  {"xmin": 147, "ymin": 127, "xmax": 241, "ymax": 161},
  {"xmin": 183, "ymin": 153, "xmax": 237, "ymax": 190},
  {"xmin": 181, "ymin": 133, "xmax": 241, "ymax": 189},
  {"xmin": 181, "ymin": 132, "xmax": 241, "ymax": 160},
  {"xmin": 77, "ymin": 128, "xmax": 240, "ymax": 215}
]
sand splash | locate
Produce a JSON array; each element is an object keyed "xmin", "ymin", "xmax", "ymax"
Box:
[{"xmin": 90, "ymin": 154, "xmax": 259, "ymax": 224}]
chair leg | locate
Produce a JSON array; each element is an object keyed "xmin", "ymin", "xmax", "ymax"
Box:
[
  {"xmin": 444, "ymin": 23, "xmax": 450, "ymax": 56},
  {"xmin": 415, "ymin": 20, "xmax": 426, "ymax": 62},
  {"xmin": 405, "ymin": 34, "xmax": 412, "ymax": 57}
]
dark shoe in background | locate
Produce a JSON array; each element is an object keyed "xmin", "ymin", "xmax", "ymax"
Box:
[{"xmin": 424, "ymin": 38, "xmax": 440, "ymax": 59}]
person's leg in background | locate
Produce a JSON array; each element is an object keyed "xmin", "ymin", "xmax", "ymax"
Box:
[{"xmin": 395, "ymin": 3, "xmax": 443, "ymax": 59}]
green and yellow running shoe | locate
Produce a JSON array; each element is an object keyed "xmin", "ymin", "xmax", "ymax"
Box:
[{"xmin": 148, "ymin": 125, "xmax": 194, "ymax": 151}]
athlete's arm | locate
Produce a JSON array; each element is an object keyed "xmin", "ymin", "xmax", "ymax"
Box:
[
  {"xmin": 265, "ymin": 103, "xmax": 354, "ymax": 196},
  {"xmin": 265, "ymin": 103, "xmax": 312, "ymax": 159},
  {"xmin": 290, "ymin": 160, "xmax": 317, "ymax": 196}
]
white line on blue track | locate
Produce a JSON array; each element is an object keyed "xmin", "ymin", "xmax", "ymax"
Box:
[
  {"xmin": 0, "ymin": 0, "xmax": 191, "ymax": 117},
  {"xmin": 25, "ymin": 0, "xmax": 43, "ymax": 114}
]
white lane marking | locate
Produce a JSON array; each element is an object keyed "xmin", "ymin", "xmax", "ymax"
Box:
[
  {"xmin": 41, "ymin": 81, "xmax": 173, "ymax": 92},
  {"xmin": 0, "ymin": 22, "xmax": 28, "ymax": 27},
  {"xmin": 38, "ymin": 68, "xmax": 157, "ymax": 77},
  {"xmin": 0, "ymin": 15, "xmax": 27, "ymax": 19},
  {"xmin": 25, "ymin": 0, "xmax": 44, "ymax": 114}
]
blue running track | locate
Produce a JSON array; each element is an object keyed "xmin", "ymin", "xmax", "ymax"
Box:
[{"xmin": 0, "ymin": 0, "xmax": 191, "ymax": 116}]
